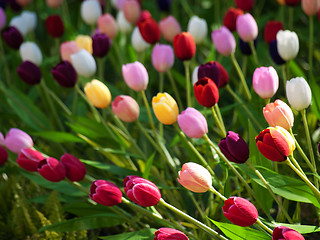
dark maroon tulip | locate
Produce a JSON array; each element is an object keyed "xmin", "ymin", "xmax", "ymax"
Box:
[
  {"xmin": 60, "ymin": 153, "xmax": 86, "ymax": 182},
  {"xmin": 223, "ymin": 7, "xmax": 243, "ymax": 32},
  {"xmin": 38, "ymin": 157, "xmax": 66, "ymax": 182},
  {"xmin": 17, "ymin": 148, "xmax": 44, "ymax": 172},
  {"xmin": 264, "ymin": 21, "xmax": 284, "ymax": 44},
  {"xmin": 269, "ymin": 40, "xmax": 286, "ymax": 65},
  {"xmin": 138, "ymin": 17, "xmax": 161, "ymax": 44},
  {"xmin": 219, "ymin": 131, "xmax": 249, "ymax": 164},
  {"xmin": 154, "ymin": 228, "xmax": 189, "ymax": 240},
  {"xmin": 235, "ymin": 0, "xmax": 254, "ymax": 11},
  {"xmin": 157, "ymin": 0, "xmax": 171, "ymax": 12},
  {"xmin": 216, "ymin": 62, "xmax": 229, "ymax": 88},
  {"xmin": 272, "ymin": 226, "xmax": 305, "ymax": 240},
  {"xmin": 45, "ymin": 15, "xmax": 64, "ymax": 38},
  {"xmin": 8, "ymin": 0, "xmax": 21, "ymax": 11},
  {"xmin": 0, "ymin": 145, "xmax": 8, "ymax": 166},
  {"xmin": 194, "ymin": 77, "xmax": 219, "ymax": 108},
  {"xmin": 90, "ymin": 180, "xmax": 122, "ymax": 206},
  {"xmin": 51, "ymin": 61, "xmax": 77, "ymax": 88},
  {"xmin": 124, "ymin": 175, "xmax": 161, "ymax": 207},
  {"xmin": 92, "ymin": 33, "xmax": 110, "ymax": 58},
  {"xmin": 239, "ymin": 37, "xmax": 258, "ymax": 55},
  {"xmin": 285, "ymin": 0, "xmax": 301, "ymax": 6},
  {"xmin": 198, "ymin": 61, "xmax": 220, "ymax": 87},
  {"xmin": 17, "ymin": 61, "xmax": 42, "ymax": 85},
  {"xmin": 2, "ymin": 26, "xmax": 23, "ymax": 49}
]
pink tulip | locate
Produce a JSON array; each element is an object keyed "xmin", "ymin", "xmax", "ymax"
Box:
[
  {"xmin": 97, "ymin": 13, "xmax": 118, "ymax": 39},
  {"xmin": 4, "ymin": 128, "xmax": 33, "ymax": 154},
  {"xmin": 17, "ymin": 148, "xmax": 44, "ymax": 172},
  {"xmin": 0, "ymin": 132, "xmax": 4, "ymax": 145},
  {"xmin": 122, "ymin": 0, "xmax": 141, "ymax": 24},
  {"xmin": 38, "ymin": 157, "xmax": 66, "ymax": 182},
  {"xmin": 211, "ymin": 26, "xmax": 236, "ymax": 56},
  {"xmin": 0, "ymin": 8, "xmax": 6, "ymax": 31},
  {"xmin": 122, "ymin": 61, "xmax": 148, "ymax": 91},
  {"xmin": 152, "ymin": 44, "xmax": 174, "ymax": 73},
  {"xmin": 159, "ymin": 15, "xmax": 181, "ymax": 42},
  {"xmin": 302, "ymin": 0, "xmax": 320, "ymax": 16},
  {"xmin": 60, "ymin": 41, "xmax": 80, "ymax": 62},
  {"xmin": 46, "ymin": 0, "xmax": 63, "ymax": 8},
  {"xmin": 112, "ymin": 95, "xmax": 140, "ymax": 122},
  {"xmin": 60, "ymin": 153, "xmax": 86, "ymax": 182},
  {"xmin": 252, "ymin": 66, "xmax": 279, "ymax": 99},
  {"xmin": 236, "ymin": 13, "xmax": 258, "ymax": 42}
]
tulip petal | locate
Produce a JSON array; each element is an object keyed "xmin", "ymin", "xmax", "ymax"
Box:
[
  {"xmin": 257, "ymin": 141, "xmax": 286, "ymax": 162},
  {"xmin": 133, "ymin": 183, "xmax": 161, "ymax": 207},
  {"xmin": 270, "ymin": 129, "xmax": 290, "ymax": 157}
]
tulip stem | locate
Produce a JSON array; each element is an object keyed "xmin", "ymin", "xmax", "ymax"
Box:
[
  {"xmin": 0, "ymin": 38, "xmax": 10, "ymax": 85},
  {"xmin": 45, "ymin": 85, "xmax": 72, "ymax": 116},
  {"xmin": 98, "ymin": 58, "xmax": 104, "ymax": 82},
  {"xmin": 309, "ymin": 15, "xmax": 314, "ymax": 80},
  {"xmin": 249, "ymin": 41, "xmax": 259, "ymax": 66},
  {"xmin": 230, "ymin": 53, "xmax": 251, "ymax": 101},
  {"xmin": 158, "ymin": 198, "xmax": 229, "ymax": 240},
  {"xmin": 167, "ymin": 70, "xmax": 183, "ymax": 109},
  {"xmin": 159, "ymin": 73, "xmax": 164, "ymax": 138},
  {"xmin": 255, "ymin": 218, "xmax": 273, "ymax": 235},
  {"xmin": 281, "ymin": 65, "xmax": 287, "ymax": 93},
  {"xmin": 288, "ymin": 7, "xmax": 294, "ymax": 30},
  {"xmin": 183, "ymin": 61, "xmax": 192, "ymax": 107},
  {"xmin": 246, "ymin": 161, "xmax": 294, "ymax": 224},
  {"xmin": 209, "ymin": 187, "xmax": 227, "ymax": 201},
  {"xmin": 215, "ymin": 104, "xmax": 224, "ymax": 129},
  {"xmin": 211, "ymin": 106, "xmax": 226, "ymax": 137}
]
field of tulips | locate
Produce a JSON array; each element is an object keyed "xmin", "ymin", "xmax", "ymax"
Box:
[{"xmin": 1, "ymin": 0, "xmax": 320, "ymax": 239}]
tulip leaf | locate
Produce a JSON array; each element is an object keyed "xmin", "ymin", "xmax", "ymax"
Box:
[
  {"xmin": 32, "ymin": 131, "xmax": 84, "ymax": 143},
  {"xmin": 142, "ymin": 152, "xmax": 156, "ymax": 179},
  {"xmin": 210, "ymin": 220, "xmax": 270, "ymax": 240},
  {"xmin": 63, "ymin": 202, "xmax": 117, "ymax": 217},
  {"xmin": 289, "ymin": 61, "xmax": 306, "ymax": 79},
  {"xmin": 309, "ymin": 78, "xmax": 320, "ymax": 120},
  {"xmin": 38, "ymin": 213, "xmax": 125, "ymax": 232},
  {"xmin": 98, "ymin": 228, "xmax": 157, "ymax": 240}
]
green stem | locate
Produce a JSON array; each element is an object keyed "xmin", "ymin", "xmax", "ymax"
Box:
[
  {"xmin": 309, "ymin": 15, "xmax": 314, "ymax": 80},
  {"xmin": 211, "ymin": 106, "xmax": 226, "ymax": 137},
  {"xmin": 255, "ymin": 219, "xmax": 273, "ymax": 235},
  {"xmin": 242, "ymin": 56, "xmax": 248, "ymax": 78},
  {"xmin": 180, "ymin": 0, "xmax": 194, "ymax": 17},
  {"xmin": 45, "ymin": 86, "xmax": 72, "ymax": 116},
  {"xmin": 0, "ymin": 38, "xmax": 10, "ymax": 85},
  {"xmin": 288, "ymin": 7, "xmax": 294, "ymax": 30},
  {"xmin": 167, "ymin": 70, "xmax": 183, "ymax": 109},
  {"xmin": 265, "ymin": 98, "xmax": 270, "ymax": 105},
  {"xmin": 98, "ymin": 58, "xmax": 104, "ymax": 82},
  {"xmin": 230, "ymin": 53, "xmax": 251, "ymax": 101},
  {"xmin": 188, "ymin": 192, "xmax": 211, "ymax": 225},
  {"xmin": 184, "ymin": 61, "xmax": 192, "ymax": 107},
  {"xmin": 209, "ymin": 187, "xmax": 227, "ymax": 201},
  {"xmin": 249, "ymin": 41, "xmax": 259, "ymax": 66},
  {"xmin": 214, "ymin": 104, "xmax": 226, "ymax": 133},
  {"xmin": 72, "ymin": 87, "xmax": 78, "ymax": 115},
  {"xmin": 159, "ymin": 72, "xmax": 164, "ymax": 93},
  {"xmin": 281, "ymin": 64, "xmax": 287, "ymax": 94}
]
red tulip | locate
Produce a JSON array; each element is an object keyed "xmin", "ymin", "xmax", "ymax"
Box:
[
  {"xmin": 138, "ymin": 13, "xmax": 160, "ymax": 44},
  {"xmin": 235, "ymin": 0, "xmax": 254, "ymax": 11},
  {"xmin": 285, "ymin": 0, "xmax": 301, "ymax": 6},
  {"xmin": 216, "ymin": 62, "xmax": 229, "ymax": 88},
  {"xmin": 272, "ymin": 226, "xmax": 305, "ymax": 240},
  {"xmin": 89, "ymin": 180, "xmax": 122, "ymax": 206},
  {"xmin": 38, "ymin": 157, "xmax": 66, "ymax": 182},
  {"xmin": 0, "ymin": 146, "xmax": 8, "ymax": 166},
  {"xmin": 264, "ymin": 21, "xmax": 284, "ymax": 44},
  {"xmin": 154, "ymin": 228, "xmax": 189, "ymax": 240},
  {"xmin": 60, "ymin": 153, "xmax": 86, "ymax": 182},
  {"xmin": 194, "ymin": 77, "xmax": 219, "ymax": 108},
  {"xmin": 17, "ymin": 148, "xmax": 44, "ymax": 172},
  {"xmin": 173, "ymin": 32, "xmax": 196, "ymax": 61},
  {"xmin": 223, "ymin": 7, "xmax": 243, "ymax": 32},
  {"xmin": 45, "ymin": 15, "xmax": 64, "ymax": 38}
]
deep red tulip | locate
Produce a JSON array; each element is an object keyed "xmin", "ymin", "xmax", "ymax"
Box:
[
  {"xmin": 60, "ymin": 153, "xmax": 86, "ymax": 182},
  {"xmin": 234, "ymin": 0, "xmax": 254, "ymax": 11},
  {"xmin": 0, "ymin": 146, "xmax": 8, "ymax": 166},
  {"xmin": 272, "ymin": 226, "xmax": 305, "ymax": 240},
  {"xmin": 17, "ymin": 148, "xmax": 44, "ymax": 172},
  {"xmin": 194, "ymin": 77, "xmax": 219, "ymax": 108},
  {"xmin": 264, "ymin": 21, "xmax": 284, "ymax": 44},
  {"xmin": 154, "ymin": 228, "xmax": 189, "ymax": 240},
  {"xmin": 216, "ymin": 62, "xmax": 229, "ymax": 88},
  {"xmin": 17, "ymin": 61, "xmax": 42, "ymax": 85},
  {"xmin": 285, "ymin": 0, "xmax": 301, "ymax": 6},
  {"xmin": 90, "ymin": 180, "xmax": 122, "ymax": 206},
  {"xmin": 173, "ymin": 32, "xmax": 196, "ymax": 61},
  {"xmin": 45, "ymin": 15, "xmax": 64, "ymax": 38},
  {"xmin": 223, "ymin": 7, "xmax": 243, "ymax": 32},
  {"xmin": 51, "ymin": 61, "xmax": 78, "ymax": 88},
  {"xmin": 138, "ymin": 15, "xmax": 160, "ymax": 44},
  {"xmin": 38, "ymin": 157, "xmax": 66, "ymax": 182},
  {"xmin": 92, "ymin": 33, "xmax": 110, "ymax": 58},
  {"xmin": 198, "ymin": 62, "xmax": 220, "ymax": 87},
  {"xmin": 2, "ymin": 26, "xmax": 23, "ymax": 49}
]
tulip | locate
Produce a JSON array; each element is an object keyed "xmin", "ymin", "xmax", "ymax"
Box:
[
  {"xmin": 0, "ymin": 7, "xmax": 6, "ymax": 30},
  {"xmin": 17, "ymin": 0, "xmax": 31, "ymax": 7},
  {"xmin": 17, "ymin": 61, "xmax": 42, "ymax": 85},
  {"xmin": 159, "ymin": 15, "xmax": 181, "ymax": 42},
  {"xmin": 252, "ymin": 66, "xmax": 279, "ymax": 99},
  {"xmin": 2, "ymin": 26, "xmax": 23, "ymax": 49},
  {"xmin": 112, "ymin": 95, "xmax": 140, "ymax": 122},
  {"xmin": 10, "ymin": 15, "xmax": 28, "ymax": 36},
  {"xmin": 45, "ymin": 15, "xmax": 64, "ymax": 38},
  {"xmin": 154, "ymin": 228, "xmax": 188, "ymax": 240},
  {"xmin": 97, "ymin": 13, "xmax": 118, "ymax": 39},
  {"xmin": 272, "ymin": 226, "xmax": 305, "ymax": 240},
  {"xmin": 187, "ymin": 16, "xmax": 208, "ymax": 44},
  {"xmin": 92, "ymin": 33, "xmax": 110, "ymax": 58},
  {"xmin": 19, "ymin": 42, "xmax": 42, "ymax": 66},
  {"xmin": 151, "ymin": 44, "xmax": 174, "ymax": 73},
  {"xmin": 60, "ymin": 153, "xmax": 86, "ymax": 182},
  {"xmin": 4, "ymin": 128, "xmax": 33, "ymax": 154},
  {"xmin": 285, "ymin": 0, "xmax": 301, "ymax": 6},
  {"xmin": 81, "ymin": 0, "xmax": 102, "ymax": 25},
  {"xmin": 286, "ymin": 77, "xmax": 311, "ymax": 111},
  {"xmin": 236, "ymin": 13, "xmax": 258, "ymax": 42},
  {"xmin": 152, "ymin": 92, "xmax": 179, "ymax": 125},
  {"xmin": 269, "ymin": 40, "xmax": 286, "ymax": 65},
  {"xmin": 122, "ymin": 61, "xmax": 148, "ymax": 91},
  {"xmin": 138, "ymin": 15, "xmax": 160, "ymax": 44},
  {"xmin": 75, "ymin": 35, "xmax": 92, "ymax": 54},
  {"xmin": 157, "ymin": 0, "xmax": 172, "ymax": 11},
  {"xmin": 8, "ymin": 0, "xmax": 21, "ymax": 12},
  {"xmin": 173, "ymin": 32, "xmax": 196, "ymax": 61},
  {"xmin": 278, "ymin": 0, "xmax": 286, "ymax": 4},
  {"xmin": 198, "ymin": 62, "xmax": 220, "ymax": 87},
  {"xmin": 177, "ymin": 162, "xmax": 212, "ymax": 193},
  {"xmin": 219, "ymin": 131, "xmax": 249, "ymax": 164},
  {"xmin": 51, "ymin": 61, "xmax": 77, "ymax": 88},
  {"xmin": 0, "ymin": 146, "xmax": 8, "ymax": 166},
  {"xmin": 21, "ymin": 11, "xmax": 37, "ymax": 34},
  {"xmin": 16, "ymin": 148, "xmax": 44, "ymax": 172},
  {"xmin": 264, "ymin": 21, "xmax": 284, "ymax": 44},
  {"xmin": 131, "ymin": 27, "xmax": 150, "ymax": 52},
  {"xmin": 194, "ymin": 77, "xmax": 219, "ymax": 108},
  {"xmin": 256, "ymin": 126, "xmax": 295, "ymax": 162},
  {"xmin": 116, "ymin": 11, "xmax": 132, "ymax": 34},
  {"xmin": 60, "ymin": 41, "xmax": 80, "ymax": 62},
  {"xmin": 122, "ymin": 0, "xmax": 141, "ymax": 24},
  {"xmin": 124, "ymin": 175, "xmax": 161, "ymax": 207},
  {"xmin": 223, "ymin": 7, "xmax": 243, "ymax": 32},
  {"xmin": 276, "ymin": 30, "xmax": 299, "ymax": 61},
  {"xmin": 192, "ymin": 66, "xmax": 199, "ymax": 86},
  {"xmin": 211, "ymin": 26, "xmax": 236, "ymax": 56},
  {"xmin": 84, "ymin": 79, "xmax": 111, "ymax": 108},
  {"xmin": 46, "ymin": 0, "xmax": 63, "ymax": 8},
  {"xmin": 0, "ymin": 132, "xmax": 3, "ymax": 145},
  {"xmin": 90, "ymin": 180, "xmax": 122, "ymax": 206},
  {"xmin": 302, "ymin": 0, "xmax": 320, "ymax": 16},
  {"xmin": 216, "ymin": 62, "xmax": 229, "ymax": 88},
  {"xmin": 235, "ymin": 0, "xmax": 254, "ymax": 11},
  {"xmin": 223, "ymin": 196, "xmax": 258, "ymax": 227},
  {"xmin": 239, "ymin": 37, "xmax": 257, "ymax": 55},
  {"xmin": 71, "ymin": 49, "xmax": 97, "ymax": 78},
  {"xmin": 177, "ymin": 108, "xmax": 208, "ymax": 139},
  {"xmin": 38, "ymin": 157, "xmax": 66, "ymax": 182}
]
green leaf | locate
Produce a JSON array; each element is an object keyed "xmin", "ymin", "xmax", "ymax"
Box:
[
  {"xmin": 32, "ymin": 131, "xmax": 84, "ymax": 143},
  {"xmin": 210, "ymin": 220, "xmax": 270, "ymax": 240},
  {"xmin": 269, "ymin": 223, "xmax": 320, "ymax": 234},
  {"xmin": 39, "ymin": 213, "xmax": 125, "ymax": 232},
  {"xmin": 96, "ymin": 148, "xmax": 142, "ymax": 159},
  {"xmin": 309, "ymin": 78, "xmax": 320, "ymax": 120},
  {"xmin": 99, "ymin": 228, "xmax": 157, "ymax": 240},
  {"xmin": 63, "ymin": 202, "xmax": 116, "ymax": 217},
  {"xmin": 142, "ymin": 152, "xmax": 156, "ymax": 179},
  {"xmin": 289, "ymin": 61, "xmax": 306, "ymax": 79}
]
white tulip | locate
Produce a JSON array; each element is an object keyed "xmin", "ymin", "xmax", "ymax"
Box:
[
  {"xmin": 21, "ymin": 11, "xmax": 37, "ymax": 33},
  {"xmin": 286, "ymin": 77, "xmax": 311, "ymax": 111},
  {"xmin": 187, "ymin": 16, "xmax": 208, "ymax": 44},
  {"xmin": 81, "ymin": 0, "xmax": 102, "ymax": 25},
  {"xmin": 71, "ymin": 49, "xmax": 97, "ymax": 78},
  {"xmin": 117, "ymin": 11, "xmax": 132, "ymax": 34},
  {"xmin": 131, "ymin": 27, "xmax": 150, "ymax": 53},
  {"xmin": 192, "ymin": 66, "xmax": 199, "ymax": 86},
  {"xmin": 276, "ymin": 30, "xmax": 299, "ymax": 61},
  {"xmin": 19, "ymin": 42, "xmax": 42, "ymax": 66},
  {"xmin": 10, "ymin": 16, "xmax": 28, "ymax": 36}
]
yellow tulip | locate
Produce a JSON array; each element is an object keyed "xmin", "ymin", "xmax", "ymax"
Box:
[
  {"xmin": 152, "ymin": 92, "xmax": 179, "ymax": 125},
  {"xmin": 84, "ymin": 79, "xmax": 111, "ymax": 108},
  {"xmin": 75, "ymin": 35, "xmax": 93, "ymax": 54},
  {"xmin": 277, "ymin": 0, "xmax": 285, "ymax": 5}
]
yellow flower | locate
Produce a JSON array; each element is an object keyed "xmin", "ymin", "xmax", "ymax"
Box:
[
  {"xmin": 75, "ymin": 35, "xmax": 93, "ymax": 54},
  {"xmin": 152, "ymin": 92, "xmax": 179, "ymax": 125},
  {"xmin": 84, "ymin": 79, "xmax": 111, "ymax": 108}
]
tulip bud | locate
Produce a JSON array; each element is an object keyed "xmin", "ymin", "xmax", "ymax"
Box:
[
  {"xmin": 60, "ymin": 153, "xmax": 86, "ymax": 182},
  {"xmin": 302, "ymin": 0, "xmax": 320, "ymax": 16},
  {"xmin": 8, "ymin": 0, "xmax": 21, "ymax": 12},
  {"xmin": 17, "ymin": 148, "xmax": 44, "ymax": 171},
  {"xmin": 157, "ymin": 0, "xmax": 172, "ymax": 11},
  {"xmin": 239, "ymin": 38, "xmax": 257, "ymax": 55},
  {"xmin": 0, "ymin": 7, "xmax": 6, "ymax": 31},
  {"xmin": 173, "ymin": 32, "xmax": 196, "ymax": 61},
  {"xmin": 194, "ymin": 77, "xmax": 219, "ymax": 108},
  {"xmin": 223, "ymin": 7, "xmax": 243, "ymax": 32},
  {"xmin": 60, "ymin": 41, "xmax": 80, "ymax": 63},
  {"xmin": 154, "ymin": 228, "xmax": 188, "ymax": 240},
  {"xmin": 112, "ymin": 95, "xmax": 140, "ymax": 122},
  {"xmin": 211, "ymin": 26, "xmax": 236, "ymax": 56},
  {"xmin": 90, "ymin": 180, "xmax": 122, "ymax": 206},
  {"xmin": 272, "ymin": 226, "xmax": 305, "ymax": 240},
  {"xmin": 45, "ymin": 15, "xmax": 64, "ymax": 38},
  {"xmin": 19, "ymin": 42, "xmax": 42, "ymax": 66},
  {"xmin": 46, "ymin": 0, "xmax": 63, "ymax": 8},
  {"xmin": 38, "ymin": 157, "xmax": 66, "ymax": 182},
  {"xmin": 236, "ymin": 13, "xmax": 258, "ymax": 42},
  {"xmin": 269, "ymin": 40, "xmax": 286, "ymax": 65},
  {"xmin": 10, "ymin": 15, "xmax": 28, "ymax": 36},
  {"xmin": 81, "ymin": 0, "xmax": 102, "ymax": 25},
  {"xmin": 192, "ymin": 66, "xmax": 199, "ymax": 86},
  {"xmin": 216, "ymin": 62, "xmax": 229, "ymax": 88},
  {"xmin": 256, "ymin": 126, "xmax": 295, "ymax": 162},
  {"xmin": 122, "ymin": 61, "xmax": 148, "ymax": 91},
  {"xmin": 92, "ymin": 33, "xmax": 110, "ymax": 58},
  {"xmin": 17, "ymin": 61, "xmax": 42, "ymax": 85},
  {"xmin": 223, "ymin": 196, "xmax": 258, "ymax": 227},
  {"xmin": 286, "ymin": 77, "xmax": 311, "ymax": 111},
  {"xmin": 219, "ymin": 131, "xmax": 249, "ymax": 164},
  {"xmin": 177, "ymin": 108, "xmax": 208, "ymax": 138},
  {"xmin": 152, "ymin": 44, "xmax": 174, "ymax": 73},
  {"xmin": 178, "ymin": 162, "xmax": 212, "ymax": 193},
  {"xmin": 285, "ymin": 0, "xmax": 301, "ymax": 6},
  {"xmin": 2, "ymin": 26, "xmax": 23, "ymax": 49},
  {"xmin": 159, "ymin": 15, "xmax": 181, "ymax": 42},
  {"xmin": 116, "ymin": 11, "xmax": 132, "ymax": 34},
  {"xmin": 124, "ymin": 175, "xmax": 161, "ymax": 207},
  {"xmin": 21, "ymin": 11, "xmax": 37, "ymax": 34},
  {"xmin": 51, "ymin": 61, "xmax": 77, "ymax": 88},
  {"xmin": 71, "ymin": 49, "xmax": 97, "ymax": 78},
  {"xmin": 131, "ymin": 27, "xmax": 150, "ymax": 52},
  {"xmin": 187, "ymin": 16, "xmax": 208, "ymax": 44},
  {"xmin": 138, "ymin": 14, "xmax": 160, "ymax": 44},
  {"xmin": 276, "ymin": 30, "xmax": 299, "ymax": 61},
  {"xmin": 252, "ymin": 66, "xmax": 279, "ymax": 99},
  {"xmin": 122, "ymin": 0, "xmax": 141, "ymax": 24},
  {"xmin": 264, "ymin": 21, "xmax": 284, "ymax": 44},
  {"xmin": 17, "ymin": 0, "xmax": 31, "ymax": 7},
  {"xmin": 235, "ymin": 0, "xmax": 254, "ymax": 11},
  {"xmin": 75, "ymin": 35, "xmax": 93, "ymax": 54},
  {"xmin": 198, "ymin": 62, "xmax": 220, "ymax": 87},
  {"xmin": 152, "ymin": 92, "xmax": 179, "ymax": 125},
  {"xmin": 97, "ymin": 13, "xmax": 118, "ymax": 39},
  {"xmin": 4, "ymin": 128, "xmax": 33, "ymax": 154},
  {"xmin": 0, "ymin": 146, "xmax": 8, "ymax": 166},
  {"xmin": 84, "ymin": 79, "xmax": 111, "ymax": 108}
]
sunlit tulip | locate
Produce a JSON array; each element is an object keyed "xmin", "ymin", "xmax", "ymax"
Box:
[
  {"xmin": 272, "ymin": 226, "xmax": 305, "ymax": 240},
  {"xmin": 122, "ymin": 0, "xmax": 141, "ymax": 24},
  {"xmin": 81, "ymin": 0, "xmax": 102, "ymax": 25},
  {"xmin": 187, "ymin": 16, "xmax": 208, "ymax": 44},
  {"xmin": 152, "ymin": 92, "xmax": 179, "ymax": 125},
  {"xmin": 154, "ymin": 228, "xmax": 188, "ymax": 240},
  {"xmin": 116, "ymin": 11, "xmax": 132, "ymax": 33},
  {"xmin": 122, "ymin": 61, "xmax": 148, "ymax": 91},
  {"xmin": 60, "ymin": 41, "xmax": 80, "ymax": 62},
  {"xmin": 159, "ymin": 15, "xmax": 181, "ymax": 42},
  {"xmin": 71, "ymin": 49, "xmax": 97, "ymax": 78},
  {"xmin": 236, "ymin": 13, "xmax": 258, "ymax": 42},
  {"xmin": 112, "ymin": 95, "xmax": 140, "ymax": 122},
  {"xmin": 19, "ymin": 42, "xmax": 42, "ymax": 66},
  {"xmin": 90, "ymin": 180, "xmax": 122, "ymax": 206},
  {"xmin": 131, "ymin": 27, "xmax": 150, "ymax": 52},
  {"xmin": 211, "ymin": 26, "xmax": 236, "ymax": 56},
  {"xmin": 84, "ymin": 79, "xmax": 111, "ymax": 108},
  {"xmin": 194, "ymin": 77, "xmax": 219, "ymax": 108},
  {"xmin": 75, "ymin": 35, "xmax": 93, "ymax": 54},
  {"xmin": 97, "ymin": 13, "xmax": 118, "ymax": 39},
  {"xmin": 173, "ymin": 32, "xmax": 196, "ymax": 61},
  {"xmin": 60, "ymin": 153, "xmax": 86, "ymax": 182},
  {"xmin": 138, "ymin": 12, "xmax": 160, "ymax": 44},
  {"xmin": 276, "ymin": 30, "xmax": 299, "ymax": 61},
  {"xmin": 286, "ymin": 77, "xmax": 311, "ymax": 111},
  {"xmin": 152, "ymin": 44, "xmax": 174, "ymax": 73},
  {"xmin": 17, "ymin": 148, "xmax": 44, "ymax": 172},
  {"xmin": 252, "ymin": 66, "xmax": 279, "ymax": 99}
]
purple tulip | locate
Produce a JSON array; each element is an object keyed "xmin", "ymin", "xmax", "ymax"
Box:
[
  {"xmin": 211, "ymin": 26, "xmax": 236, "ymax": 56},
  {"xmin": 152, "ymin": 44, "xmax": 174, "ymax": 73},
  {"xmin": 17, "ymin": 148, "xmax": 44, "ymax": 172},
  {"xmin": 38, "ymin": 157, "xmax": 66, "ymax": 182},
  {"xmin": 0, "ymin": 7, "xmax": 6, "ymax": 31},
  {"xmin": 60, "ymin": 153, "xmax": 86, "ymax": 182},
  {"xmin": 92, "ymin": 33, "xmax": 110, "ymax": 58},
  {"xmin": 197, "ymin": 62, "xmax": 220, "ymax": 87},
  {"xmin": 17, "ymin": 61, "xmax": 42, "ymax": 85},
  {"xmin": 236, "ymin": 13, "xmax": 258, "ymax": 42},
  {"xmin": 4, "ymin": 128, "xmax": 33, "ymax": 154},
  {"xmin": 51, "ymin": 61, "xmax": 77, "ymax": 88},
  {"xmin": 122, "ymin": 61, "xmax": 148, "ymax": 92},
  {"xmin": 2, "ymin": 26, "xmax": 23, "ymax": 49}
]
